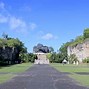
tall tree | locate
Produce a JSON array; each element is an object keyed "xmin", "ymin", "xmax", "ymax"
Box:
[
  {"xmin": 83, "ymin": 28, "xmax": 89, "ymax": 39},
  {"xmin": 59, "ymin": 42, "xmax": 71, "ymax": 61},
  {"xmin": 49, "ymin": 47, "xmax": 54, "ymax": 53},
  {"xmin": 68, "ymin": 54, "xmax": 78, "ymax": 63}
]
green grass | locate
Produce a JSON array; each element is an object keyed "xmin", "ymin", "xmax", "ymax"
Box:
[
  {"xmin": 0, "ymin": 63, "xmax": 33, "ymax": 84},
  {"xmin": 51, "ymin": 63, "xmax": 89, "ymax": 87},
  {"xmin": 51, "ymin": 63, "xmax": 89, "ymax": 73},
  {"xmin": 0, "ymin": 63, "xmax": 33, "ymax": 73},
  {"xmin": 0, "ymin": 74, "xmax": 15, "ymax": 84},
  {"xmin": 70, "ymin": 74, "xmax": 89, "ymax": 86}
]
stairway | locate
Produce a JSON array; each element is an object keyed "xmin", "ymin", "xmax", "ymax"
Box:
[{"xmin": 34, "ymin": 53, "xmax": 49, "ymax": 64}]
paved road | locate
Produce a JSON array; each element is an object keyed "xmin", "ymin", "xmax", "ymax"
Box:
[{"xmin": 0, "ymin": 64, "xmax": 89, "ymax": 89}]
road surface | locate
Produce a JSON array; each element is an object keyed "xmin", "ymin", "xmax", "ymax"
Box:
[{"xmin": 0, "ymin": 64, "xmax": 88, "ymax": 89}]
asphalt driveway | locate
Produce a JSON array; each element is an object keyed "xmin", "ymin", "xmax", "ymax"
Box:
[{"xmin": 0, "ymin": 64, "xmax": 88, "ymax": 89}]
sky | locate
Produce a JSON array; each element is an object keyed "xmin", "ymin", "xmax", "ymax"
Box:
[{"xmin": 0, "ymin": 0, "xmax": 89, "ymax": 52}]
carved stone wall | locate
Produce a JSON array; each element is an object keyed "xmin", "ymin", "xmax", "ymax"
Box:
[
  {"xmin": 34, "ymin": 53, "xmax": 49, "ymax": 64},
  {"xmin": 67, "ymin": 40, "xmax": 89, "ymax": 62},
  {"xmin": 0, "ymin": 47, "xmax": 20, "ymax": 64}
]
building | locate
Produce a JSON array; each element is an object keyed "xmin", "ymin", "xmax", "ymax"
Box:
[{"xmin": 33, "ymin": 44, "xmax": 50, "ymax": 64}]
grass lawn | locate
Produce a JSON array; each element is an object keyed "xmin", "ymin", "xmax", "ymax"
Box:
[
  {"xmin": 0, "ymin": 63, "xmax": 33, "ymax": 73},
  {"xmin": 0, "ymin": 74, "xmax": 15, "ymax": 84},
  {"xmin": 51, "ymin": 63, "xmax": 89, "ymax": 73},
  {"xmin": 51, "ymin": 63, "xmax": 89, "ymax": 87},
  {"xmin": 0, "ymin": 63, "xmax": 33, "ymax": 84},
  {"xmin": 70, "ymin": 74, "xmax": 89, "ymax": 87}
]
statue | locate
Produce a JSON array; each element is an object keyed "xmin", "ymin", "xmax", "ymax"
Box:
[{"xmin": 2, "ymin": 32, "xmax": 8, "ymax": 39}]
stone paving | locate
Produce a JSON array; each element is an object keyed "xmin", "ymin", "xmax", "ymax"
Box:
[{"xmin": 0, "ymin": 64, "xmax": 89, "ymax": 89}]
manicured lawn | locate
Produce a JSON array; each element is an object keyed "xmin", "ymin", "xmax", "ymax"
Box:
[
  {"xmin": 0, "ymin": 63, "xmax": 33, "ymax": 73},
  {"xmin": 51, "ymin": 63, "xmax": 89, "ymax": 87},
  {"xmin": 51, "ymin": 63, "xmax": 89, "ymax": 73},
  {"xmin": 70, "ymin": 74, "xmax": 89, "ymax": 86},
  {"xmin": 0, "ymin": 74, "xmax": 15, "ymax": 84},
  {"xmin": 0, "ymin": 63, "xmax": 33, "ymax": 84}
]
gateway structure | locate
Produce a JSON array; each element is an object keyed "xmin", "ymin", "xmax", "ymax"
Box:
[
  {"xmin": 34, "ymin": 53, "xmax": 49, "ymax": 64},
  {"xmin": 33, "ymin": 44, "xmax": 50, "ymax": 64}
]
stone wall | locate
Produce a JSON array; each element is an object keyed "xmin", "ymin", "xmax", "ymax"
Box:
[
  {"xmin": 0, "ymin": 47, "xmax": 20, "ymax": 64},
  {"xmin": 34, "ymin": 53, "xmax": 49, "ymax": 64},
  {"xmin": 67, "ymin": 40, "xmax": 89, "ymax": 62}
]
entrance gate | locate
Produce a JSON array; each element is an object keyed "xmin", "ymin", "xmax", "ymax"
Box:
[{"xmin": 34, "ymin": 53, "xmax": 49, "ymax": 64}]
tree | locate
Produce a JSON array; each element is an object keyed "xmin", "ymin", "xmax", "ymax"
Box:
[
  {"xmin": 54, "ymin": 53, "xmax": 62, "ymax": 63},
  {"xmin": 59, "ymin": 42, "xmax": 71, "ymax": 61},
  {"xmin": 46, "ymin": 53, "xmax": 53, "ymax": 62},
  {"xmin": 49, "ymin": 47, "xmax": 54, "ymax": 53},
  {"xmin": 82, "ymin": 57, "xmax": 89, "ymax": 63},
  {"xmin": 0, "ymin": 36, "xmax": 27, "ymax": 65},
  {"xmin": 69, "ymin": 36, "xmax": 84, "ymax": 47},
  {"xmin": 83, "ymin": 28, "xmax": 89, "ymax": 39},
  {"xmin": 59, "ymin": 36, "xmax": 84, "ymax": 62},
  {"xmin": 28, "ymin": 53, "xmax": 37, "ymax": 63},
  {"xmin": 68, "ymin": 54, "xmax": 78, "ymax": 63},
  {"xmin": 49, "ymin": 53, "xmax": 56, "ymax": 63},
  {"xmin": 46, "ymin": 52, "xmax": 62, "ymax": 63},
  {"xmin": 0, "ymin": 38, "xmax": 8, "ymax": 47},
  {"xmin": 19, "ymin": 53, "xmax": 29, "ymax": 63},
  {"xmin": 19, "ymin": 53, "xmax": 37, "ymax": 63}
]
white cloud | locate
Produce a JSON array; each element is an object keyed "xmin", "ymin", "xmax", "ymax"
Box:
[
  {"xmin": 0, "ymin": 2, "xmax": 37, "ymax": 34},
  {"xmin": 8, "ymin": 16, "xmax": 29, "ymax": 33},
  {"xmin": 0, "ymin": 14, "xmax": 8, "ymax": 23},
  {"xmin": 9, "ymin": 18, "xmax": 37, "ymax": 33},
  {"xmin": 9, "ymin": 17, "xmax": 26, "ymax": 29},
  {"xmin": 42, "ymin": 33, "xmax": 56, "ymax": 40},
  {"xmin": 0, "ymin": 2, "xmax": 5, "ymax": 9},
  {"xmin": 29, "ymin": 23, "xmax": 37, "ymax": 30}
]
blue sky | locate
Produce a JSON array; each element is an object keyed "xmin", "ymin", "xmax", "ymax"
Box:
[{"xmin": 0, "ymin": 0, "xmax": 89, "ymax": 52}]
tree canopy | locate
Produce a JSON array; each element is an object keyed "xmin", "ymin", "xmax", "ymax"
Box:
[
  {"xmin": 83, "ymin": 28, "xmax": 89, "ymax": 39},
  {"xmin": 58, "ymin": 28, "xmax": 89, "ymax": 62},
  {"xmin": 0, "ymin": 37, "xmax": 27, "ymax": 53}
]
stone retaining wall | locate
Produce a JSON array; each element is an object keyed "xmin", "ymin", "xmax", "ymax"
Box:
[{"xmin": 0, "ymin": 47, "xmax": 20, "ymax": 64}]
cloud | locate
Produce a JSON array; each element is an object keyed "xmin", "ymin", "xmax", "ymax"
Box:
[
  {"xmin": 0, "ymin": 2, "xmax": 37, "ymax": 34},
  {"xmin": 9, "ymin": 17, "xmax": 37, "ymax": 33},
  {"xmin": 29, "ymin": 23, "xmax": 37, "ymax": 30},
  {"xmin": 0, "ymin": 14, "xmax": 8, "ymax": 23},
  {"xmin": 9, "ymin": 17, "xmax": 26, "ymax": 29},
  {"xmin": 0, "ymin": 2, "xmax": 5, "ymax": 9},
  {"xmin": 42, "ymin": 33, "xmax": 57, "ymax": 40},
  {"xmin": 9, "ymin": 17, "xmax": 28, "ymax": 33}
]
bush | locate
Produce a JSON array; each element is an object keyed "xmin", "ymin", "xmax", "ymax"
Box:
[
  {"xmin": 46, "ymin": 53, "xmax": 63, "ymax": 63},
  {"xmin": 83, "ymin": 58, "xmax": 89, "ymax": 63},
  {"xmin": 68, "ymin": 54, "xmax": 78, "ymax": 64}
]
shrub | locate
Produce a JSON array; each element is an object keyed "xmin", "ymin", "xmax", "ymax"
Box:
[
  {"xmin": 83, "ymin": 58, "xmax": 89, "ymax": 63},
  {"xmin": 68, "ymin": 54, "xmax": 78, "ymax": 64}
]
